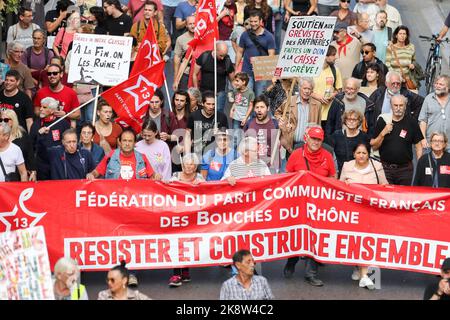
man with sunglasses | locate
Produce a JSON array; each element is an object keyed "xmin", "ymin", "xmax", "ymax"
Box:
[
  {"xmin": 0, "ymin": 70, "xmax": 34, "ymax": 132},
  {"xmin": 33, "ymin": 64, "xmax": 80, "ymax": 127},
  {"xmin": 366, "ymin": 71, "xmax": 424, "ymax": 139},
  {"xmin": 351, "ymin": 43, "xmax": 388, "ymax": 82}
]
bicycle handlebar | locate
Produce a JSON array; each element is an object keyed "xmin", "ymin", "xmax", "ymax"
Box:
[{"xmin": 419, "ymin": 35, "xmax": 450, "ymax": 43}]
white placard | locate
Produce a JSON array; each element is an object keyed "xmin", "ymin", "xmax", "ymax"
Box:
[
  {"xmin": 275, "ymin": 16, "xmax": 336, "ymax": 78},
  {"xmin": 68, "ymin": 33, "xmax": 133, "ymax": 85},
  {"xmin": 0, "ymin": 226, "xmax": 55, "ymax": 300}
]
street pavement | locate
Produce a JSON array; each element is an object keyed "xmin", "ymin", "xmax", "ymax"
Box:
[{"xmin": 78, "ymin": 0, "xmax": 447, "ymax": 301}]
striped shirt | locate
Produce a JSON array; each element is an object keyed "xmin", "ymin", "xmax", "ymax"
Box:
[
  {"xmin": 220, "ymin": 275, "xmax": 274, "ymax": 300},
  {"xmin": 221, "ymin": 157, "xmax": 271, "ymax": 180}
]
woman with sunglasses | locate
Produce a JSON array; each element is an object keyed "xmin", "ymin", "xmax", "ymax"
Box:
[
  {"xmin": 330, "ymin": 0, "xmax": 357, "ymax": 26},
  {"xmin": 0, "ymin": 121, "xmax": 28, "ymax": 182},
  {"xmin": 1, "ymin": 109, "xmax": 36, "ymax": 181},
  {"xmin": 98, "ymin": 261, "xmax": 151, "ymax": 300}
]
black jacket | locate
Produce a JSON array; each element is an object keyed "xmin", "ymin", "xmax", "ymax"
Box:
[
  {"xmin": 351, "ymin": 57, "xmax": 389, "ymax": 83},
  {"xmin": 325, "ymin": 92, "xmax": 375, "ymax": 138},
  {"xmin": 366, "ymin": 86, "xmax": 424, "ymax": 138},
  {"xmin": 413, "ymin": 152, "xmax": 450, "ymax": 188}
]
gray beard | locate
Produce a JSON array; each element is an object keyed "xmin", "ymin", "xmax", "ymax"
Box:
[{"xmin": 436, "ymin": 90, "xmax": 448, "ymax": 97}]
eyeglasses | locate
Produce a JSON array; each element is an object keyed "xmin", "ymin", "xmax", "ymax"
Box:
[
  {"xmin": 81, "ymin": 131, "xmax": 93, "ymax": 135},
  {"xmin": 340, "ymin": 0, "xmax": 351, "ymax": 3},
  {"xmin": 346, "ymin": 118, "xmax": 359, "ymax": 122},
  {"xmin": 360, "ymin": 50, "xmax": 372, "ymax": 55},
  {"xmin": 0, "ymin": 118, "xmax": 10, "ymax": 123},
  {"xmin": 47, "ymin": 71, "xmax": 60, "ymax": 76},
  {"xmin": 431, "ymin": 139, "xmax": 445, "ymax": 144},
  {"xmin": 106, "ymin": 278, "xmax": 116, "ymax": 283},
  {"xmin": 390, "ymin": 81, "xmax": 401, "ymax": 86}
]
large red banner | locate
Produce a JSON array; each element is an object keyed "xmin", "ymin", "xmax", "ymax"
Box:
[{"xmin": 0, "ymin": 172, "xmax": 449, "ymax": 274}]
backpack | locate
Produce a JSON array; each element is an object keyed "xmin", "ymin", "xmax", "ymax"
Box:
[{"xmin": 25, "ymin": 46, "xmax": 51, "ymax": 69}]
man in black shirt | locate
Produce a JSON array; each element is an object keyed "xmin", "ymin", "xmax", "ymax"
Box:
[
  {"xmin": 104, "ymin": 0, "xmax": 133, "ymax": 36},
  {"xmin": 45, "ymin": 0, "xmax": 72, "ymax": 36},
  {"xmin": 48, "ymin": 128, "xmax": 95, "ymax": 180},
  {"xmin": 193, "ymin": 41, "xmax": 235, "ymax": 113},
  {"xmin": 185, "ymin": 91, "xmax": 229, "ymax": 156},
  {"xmin": 423, "ymin": 257, "xmax": 450, "ymax": 300},
  {"xmin": 370, "ymin": 94, "xmax": 424, "ymax": 185},
  {"xmin": 0, "ymin": 70, "xmax": 33, "ymax": 132}
]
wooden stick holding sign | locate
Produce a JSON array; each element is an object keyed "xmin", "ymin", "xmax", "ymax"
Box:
[
  {"xmin": 270, "ymin": 77, "xmax": 297, "ymax": 168},
  {"xmin": 47, "ymin": 95, "xmax": 100, "ymax": 129}
]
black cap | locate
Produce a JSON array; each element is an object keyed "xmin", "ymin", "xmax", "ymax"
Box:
[
  {"xmin": 442, "ymin": 257, "xmax": 450, "ymax": 271},
  {"xmin": 334, "ymin": 21, "xmax": 349, "ymax": 32}
]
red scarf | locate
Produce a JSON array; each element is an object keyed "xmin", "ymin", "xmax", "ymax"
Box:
[
  {"xmin": 336, "ymin": 34, "xmax": 353, "ymax": 57},
  {"xmin": 40, "ymin": 115, "xmax": 56, "ymax": 126},
  {"xmin": 303, "ymin": 146, "xmax": 325, "ymax": 169}
]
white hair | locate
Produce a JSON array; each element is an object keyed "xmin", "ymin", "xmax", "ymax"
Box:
[
  {"xmin": 385, "ymin": 71, "xmax": 403, "ymax": 84},
  {"xmin": 7, "ymin": 41, "xmax": 24, "ymax": 56},
  {"xmin": 299, "ymin": 77, "xmax": 315, "ymax": 90},
  {"xmin": 54, "ymin": 257, "xmax": 79, "ymax": 276},
  {"xmin": 182, "ymin": 153, "xmax": 200, "ymax": 165},
  {"xmin": 40, "ymin": 97, "xmax": 60, "ymax": 110},
  {"xmin": 238, "ymin": 136, "xmax": 258, "ymax": 155}
]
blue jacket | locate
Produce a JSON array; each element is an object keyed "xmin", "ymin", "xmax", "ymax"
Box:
[
  {"xmin": 105, "ymin": 149, "xmax": 148, "ymax": 179},
  {"xmin": 79, "ymin": 142, "xmax": 105, "ymax": 167},
  {"xmin": 48, "ymin": 145, "xmax": 95, "ymax": 180}
]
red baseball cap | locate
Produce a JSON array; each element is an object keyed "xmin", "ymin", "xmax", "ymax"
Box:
[{"xmin": 306, "ymin": 127, "xmax": 324, "ymax": 141}]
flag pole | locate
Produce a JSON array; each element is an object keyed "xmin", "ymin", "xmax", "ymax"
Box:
[
  {"xmin": 91, "ymin": 84, "xmax": 100, "ymax": 126},
  {"xmin": 163, "ymin": 73, "xmax": 173, "ymax": 112},
  {"xmin": 47, "ymin": 95, "xmax": 100, "ymax": 129},
  {"xmin": 214, "ymin": 37, "xmax": 217, "ymax": 130},
  {"xmin": 270, "ymin": 78, "xmax": 297, "ymax": 169}
]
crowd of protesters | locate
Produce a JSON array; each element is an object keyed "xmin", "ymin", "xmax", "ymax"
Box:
[{"xmin": 1, "ymin": 0, "xmax": 450, "ymax": 300}]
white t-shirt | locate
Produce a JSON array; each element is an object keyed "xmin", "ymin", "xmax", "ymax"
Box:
[{"xmin": 0, "ymin": 143, "xmax": 25, "ymax": 182}]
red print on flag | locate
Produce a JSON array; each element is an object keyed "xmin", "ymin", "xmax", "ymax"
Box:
[
  {"xmin": 101, "ymin": 61, "xmax": 165, "ymax": 133},
  {"xmin": 130, "ymin": 18, "xmax": 162, "ymax": 77},
  {"xmin": 187, "ymin": 0, "xmax": 219, "ymax": 87},
  {"xmin": 210, "ymin": 160, "xmax": 222, "ymax": 172}
]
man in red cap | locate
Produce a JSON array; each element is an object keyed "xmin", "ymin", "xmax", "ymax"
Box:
[{"xmin": 283, "ymin": 125, "xmax": 336, "ymax": 286}]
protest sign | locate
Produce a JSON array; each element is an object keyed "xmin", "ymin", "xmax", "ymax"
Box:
[
  {"xmin": 0, "ymin": 226, "xmax": 54, "ymax": 300},
  {"xmin": 252, "ymin": 55, "xmax": 279, "ymax": 81},
  {"xmin": 275, "ymin": 16, "xmax": 336, "ymax": 78},
  {"xmin": 68, "ymin": 33, "xmax": 133, "ymax": 86},
  {"xmin": 0, "ymin": 173, "xmax": 449, "ymax": 275}
]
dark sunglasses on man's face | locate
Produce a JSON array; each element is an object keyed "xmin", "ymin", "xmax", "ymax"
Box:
[
  {"xmin": 47, "ymin": 71, "xmax": 60, "ymax": 76},
  {"xmin": 361, "ymin": 50, "xmax": 372, "ymax": 55},
  {"xmin": 0, "ymin": 118, "xmax": 11, "ymax": 123},
  {"xmin": 340, "ymin": 0, "xmax": 351, "ymax": 3}
]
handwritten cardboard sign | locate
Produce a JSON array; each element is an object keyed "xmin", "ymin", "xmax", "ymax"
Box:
[
  {"xmin": 252, "ymin": 55, "xmax": 279, "ymax": 81},
  {"xmin": 68, "ymin": 33, "xmax": 133, "ymax": 86},
  {"xmin": 275, "ymin": 16, "xmax": 336, "ymax": 78}
]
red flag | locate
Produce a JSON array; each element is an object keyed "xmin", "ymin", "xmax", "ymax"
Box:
[
  {"xmin": 187, "ymin": 0, "xmax": 219, "ymax": 87},
  {"xmin": 101, "ymin": 61, "xmax": 165, "ymax": 133},
  {"xmin": 130, "ymin": 18, "xmax": 162, "ymax": 77}
]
